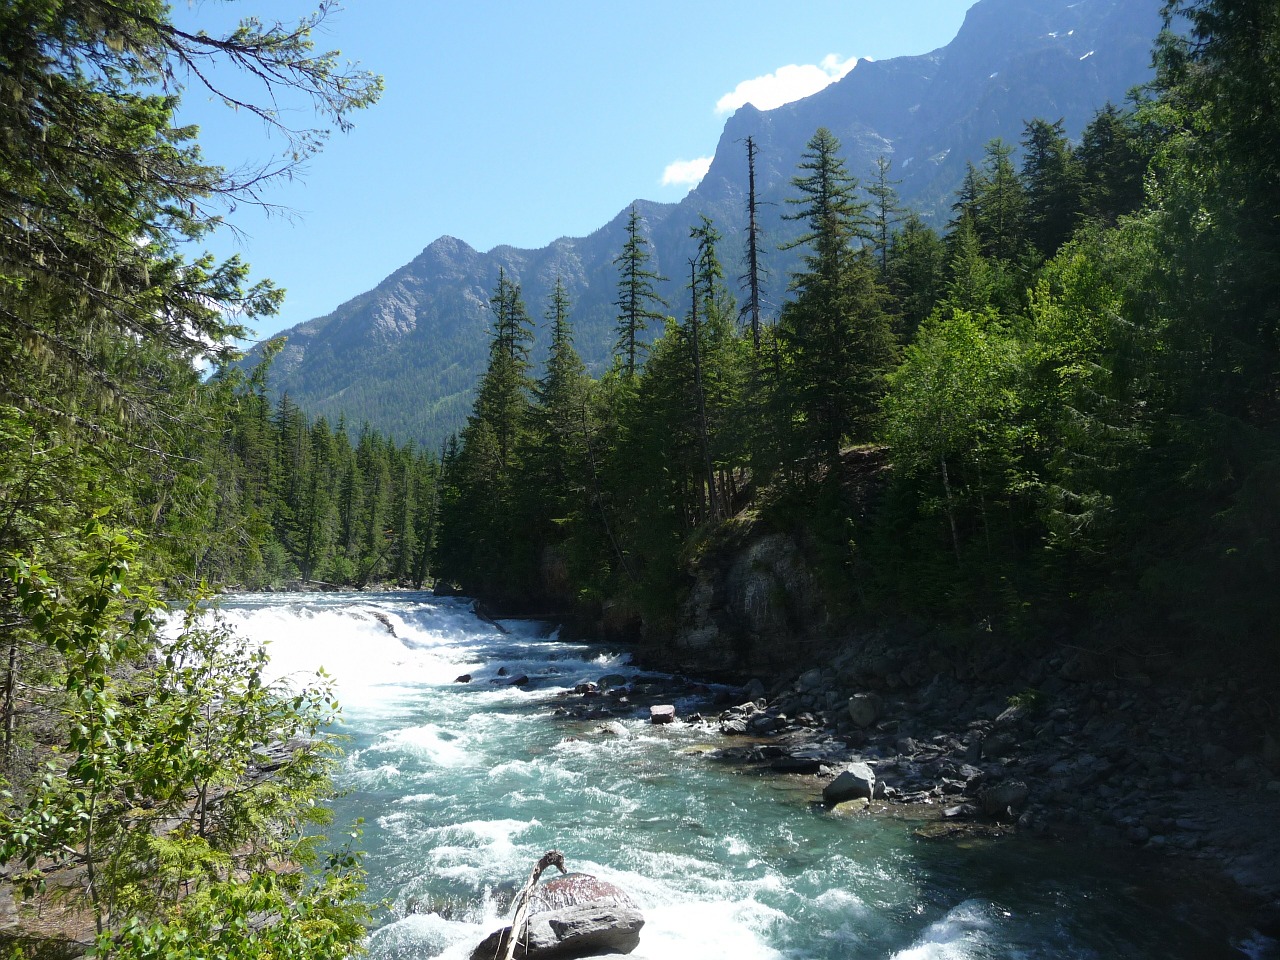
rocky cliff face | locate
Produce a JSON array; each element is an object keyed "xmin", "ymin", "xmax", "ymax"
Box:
[
  {"xmin": 254, "ymin": 0, "xmax": 1163, "ymax": 448},
  {"xmin": 663, "ymin": 525, "xmax": 830, "ymax": 680}
]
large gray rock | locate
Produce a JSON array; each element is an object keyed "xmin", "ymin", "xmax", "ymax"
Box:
[
  {"xmin": 981, "ymin": 780, "xmax": 1030, "ymax": 816},
  {"xmin": 847, "ymin": 693, "xmax": 882, "ymax": 729},
  {"xmin": 824, "ymin": 762, "xmax": 877, "ymax": 805},
  {"xmin": 471, "ymin": 874, "xmax": 644, "ymax": 960},
  {"xmin": 798, "ymin": 668, "xmax": 824, "ymax": 691},
  {"xmin": 469, "ymin": 906, "xmax": 644, "ymax": 960}
]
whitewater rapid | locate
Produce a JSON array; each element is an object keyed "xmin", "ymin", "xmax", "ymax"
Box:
[{"xmin": 214, "ymin": 592, "xmax": 1261, "ymax": 960}]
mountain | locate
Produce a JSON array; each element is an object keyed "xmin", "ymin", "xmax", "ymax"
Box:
[{"xmin": 256, "ymin": 0, "xmax": 1163, "ymax": 448}]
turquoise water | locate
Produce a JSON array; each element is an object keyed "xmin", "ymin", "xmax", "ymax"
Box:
[{"xmin": 218, "ymin": 592, "xmax": 1264, "ymax": 959}]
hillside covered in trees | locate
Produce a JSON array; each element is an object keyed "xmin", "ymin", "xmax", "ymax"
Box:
[{"xmin": 432, "ymin": 0, "xmax": 1279, "ymax": 674}]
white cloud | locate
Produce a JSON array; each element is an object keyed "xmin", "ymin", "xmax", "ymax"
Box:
[
  {"xmin": 716, "ymin": 54, "xmax": 860, "ymax": 114},
  {"xmin": 662, "ymin": 156, "xmax": 714, "ymax": 188}
]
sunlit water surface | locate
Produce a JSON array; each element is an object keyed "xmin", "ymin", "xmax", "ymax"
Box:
[{"xmin": 215, "ymin": 592, "xmax": 1267, "ymax": 959}]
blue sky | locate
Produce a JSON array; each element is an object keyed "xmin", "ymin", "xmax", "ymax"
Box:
[{"xmin": 176, "ymin": 1, "xmax": 974, "ymax": 341}]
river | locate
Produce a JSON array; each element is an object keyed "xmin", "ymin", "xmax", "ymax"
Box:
[{"xmin": 216, "ymin": 591, "xmax": 1266, "ymax": 959}]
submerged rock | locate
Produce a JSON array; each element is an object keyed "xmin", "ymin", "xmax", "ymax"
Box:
[
  {"xmin": 490, "ymin": 674, "xmax": 530, "ymax": 687},
  {"xmin": 470, "ymin": 873, "xmax": 643, "ymax": 960}
]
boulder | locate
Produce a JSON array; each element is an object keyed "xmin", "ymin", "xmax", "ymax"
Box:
[
  {"xmin": 823, "ymin": 762, "xmax": 877, "ymax": 805},
  {"xmin": 650, "ymin": 705, "xmax": 676, "ymax": 724},
  {"xmin": 981, "ymin": 732, "xmax": 1017, "ymax": 759},
  {"xmin": 598, "ymin": 674, "xmax": 628, "ymax": 689},
  {"xmin": 471, "ymin": 874, "xmax": 643, "ymax": 960},
  {"xmin": 491, "ymin": 674, "xmax": 530, "ymax": 687},
  {"xmin": 798, "ymin": 668, "xmax": 823, "ymax": 691},
  {"xmin": 748, "ymin": 714, "xmax": 782, "ymax": 735},
  {"xmin": 981, "ymin": 780, "xmax": 1030, "ymax": 816},
  {"xmin": 994, "ymin": 703, "xmax": 1027, "ymax": 728},
  {"xmin": 847, "ymin": 693, "xmax": 882, "ymax": 729},
  {"xmin": 454, "ymin": 674, "xmax": 472, "ymax": 684}
]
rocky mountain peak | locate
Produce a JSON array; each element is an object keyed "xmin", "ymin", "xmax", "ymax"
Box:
[{"xmin": 254, "ymin": 0, "xmax": 1163, "ymax": 447}]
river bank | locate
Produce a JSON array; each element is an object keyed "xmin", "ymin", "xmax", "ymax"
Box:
[{"xmin": 548, "ymin": 624, "xmax": 1280, "ymax": 949}]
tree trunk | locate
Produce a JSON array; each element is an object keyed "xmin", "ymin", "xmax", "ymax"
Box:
[
  {"xmin": 940, "ymin": 456, "xmax": 962, "ymax": 563},
  {"xmin": 689, "ymin": 260, "xmax": 720, "ymax": 522},
  {"xmin": 2, "ymin": 636, "xmax": 16, "ymax": 765}
]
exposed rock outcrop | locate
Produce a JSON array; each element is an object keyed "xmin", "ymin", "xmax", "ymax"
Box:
[
  {"xmin": 470, "ymin": 874, "xmax": 643, "ymax": 960},
  {"xmin": 669, "ymin": 523, "xmax": 827, "ymax": 679}
]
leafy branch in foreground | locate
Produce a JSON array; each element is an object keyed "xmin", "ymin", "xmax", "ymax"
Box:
[{"xmin": 1, "ymin": 521, "xmax": 369, "ymax": 956}]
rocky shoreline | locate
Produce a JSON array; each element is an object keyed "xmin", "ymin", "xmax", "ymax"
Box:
[{"xmin": 541, "ymin": 636, "xmax": 1280, "ymax": 944}]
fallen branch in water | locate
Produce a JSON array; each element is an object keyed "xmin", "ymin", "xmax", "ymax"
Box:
[{"xmin": 498, "ymin": 850, "xmax": 567, "ymax": 960}]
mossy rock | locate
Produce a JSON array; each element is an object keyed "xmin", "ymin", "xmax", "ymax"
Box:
[{"xmin": 830, "ymin": 798, "xmax": 870, "ymax": 817}]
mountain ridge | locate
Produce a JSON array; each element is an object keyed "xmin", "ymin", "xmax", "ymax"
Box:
[{"xmin": 256, "ymin": 0, "xmax": 1163, "ymax": 447}]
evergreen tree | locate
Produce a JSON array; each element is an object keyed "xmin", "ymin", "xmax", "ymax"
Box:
[
  {"xmin": 1021, "ymin": 118, "xmax": 1082, "ymax": 257},
  {"xmin": 886, "ymin": 213, "xmax": 947, "ymax": 342},
  {"xmin": 867, "ymin": 155, "xmax": 905, "ymax": 274},
  {"xmin": 944, "ymin": 217, "xmax": 998, "ymax": 314},
  {"xmin": 1076, "ymin": 103, "xmax": 1150, "ymax": 225},
  {"xmin": 298, "ymin": 417, "xmax": 338, "ymax": 582},
  {"xmin": 0, "ymin": 3, "xmax": 380, "ymax": 954},
  {"xmin": 434, "ymin": 272, "xmax": 536, "ymax": 597},
  {"xmin": 613, "ymin": 206, "xmax": 669, "ymax": 377},
  {"xmin": 739, "ymin": 135, "xmax": 768, "ymax": 355},
  {"xmin": 478, "ymin": 269, "xmax": 536, "ymax": 472},
  {"xmin": 948, "ymin": 162, "xmax": 983, "ymax": 233},
  {"xmin": 528, "ymin": 279, "xmax": 592, "ymax": 524},
  {"xmin": 972, "ymin": 138, "xmax": 1027, "ymax": 263},
  {"xmin": 776, "ymin": 128, "xmax": 897, "ymax": 472}
]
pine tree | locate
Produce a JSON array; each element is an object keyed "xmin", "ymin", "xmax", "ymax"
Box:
[
  {"xmin": 973, "ymin": 138, "xmax": 1027, "ymax": 262},
  {"xmin": 739, "ymin": 136, "xmax": 768, "ymax": 355},
  {"xmin": 687, "ymin": 231, "xmax": 718, "ymax": 522},
  {"xmin": 776, "ymin": 128, "xmax": 897, "ymax": 472},
  {"xmin": 613, "ymin": 206, "xmax": 668, "ymax": 377},
  {"xmin": 529, "ymin": 279, "xmax": 591, "ymax": 521},
  {"xmin": 298, "ymin": 417, "xmax": 338, "ymax": 582},
  {"xmin": 867, "ymin": 155, "xmax": 905, "ymax": 275},
  {"xmin": 0, "ymin": 4, "xmax": 380, "ymax": 952},
  {"xmin": 1076, "ymin": 103, "xmax": 1149, "ymax": 225},
  {"xmin": 886, "ymin": 214, "xmax": 947, "ymax": 342},
  {"xmin": 949, "ymin": 162, "xmax": 983, "ymax": 232},
  {"xmin": 1021, "ymin": 118, "xmax": 1082, "ymax": 257},
  {"xmin": 434, "ymin": 272, "xmax": 536, "ymax": 596},
  {"xmin": 478, "ymin": 269, "xmax": 535, "ymax": 472}
]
